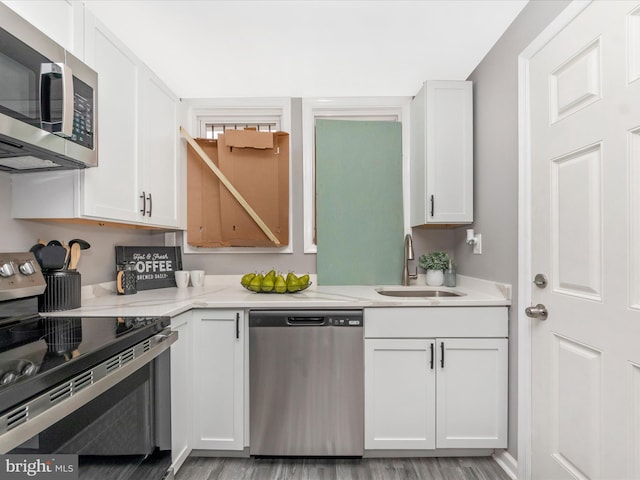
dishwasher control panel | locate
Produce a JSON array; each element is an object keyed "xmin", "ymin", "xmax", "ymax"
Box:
[
  {"xmin": 327, "ymin": 315, "xmax": 362, "ymax": 327},
  {"xmin": 249, "ymin": 309, "xmax": 363, "ymax": 327}
]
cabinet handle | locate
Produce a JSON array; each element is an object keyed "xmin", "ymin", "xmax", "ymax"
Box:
[
  {"xmin": 430, "ymin": 195, "xmax": 435, "ymax": 217},
  {"xmin": 140, "ymin": 191, "xmax": 146, "ymax": 216},
  {"xmin": 146, "ymin": 192, "xmax": 152, "ymax": 217},
  {"xmin": 440, "ymin": 341, "xmax": 445, "ymax": 368},
  {"xmin": 236, "ymin": 312, "xmax": 240, "ymax": 339},
  {"xmin": 430, "ymin": 342, "xmax": 434, "ymax": 369}
]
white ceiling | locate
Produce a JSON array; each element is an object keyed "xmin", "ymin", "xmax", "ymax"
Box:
[{"xmin": 83, "ymin": 0, "xmax": 528, "ymax": 99}]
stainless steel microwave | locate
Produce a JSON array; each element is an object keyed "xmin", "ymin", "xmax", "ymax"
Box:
[{"xmin": 0, "ymin": 3, "xmax": 98, "ymax": 173}]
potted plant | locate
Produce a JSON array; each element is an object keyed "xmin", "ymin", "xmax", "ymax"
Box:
[{"xmin": 418, "ymin": 251, "xmax": 450, "ymax": 286}]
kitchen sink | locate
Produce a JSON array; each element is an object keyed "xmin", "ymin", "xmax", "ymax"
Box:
[{"xmin": 376, "ymin": 288, "xmax": 465, "ymax": 298}]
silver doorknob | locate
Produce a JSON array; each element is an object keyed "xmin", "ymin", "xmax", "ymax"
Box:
[{"xmin": 525, "ymin": 304, "xmax": 548, "ymax": 320}]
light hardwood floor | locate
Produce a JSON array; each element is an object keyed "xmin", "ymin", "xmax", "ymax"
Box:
[{"xmin": 176, "ymin": 456, "xmax": 512, "ymax": 480}]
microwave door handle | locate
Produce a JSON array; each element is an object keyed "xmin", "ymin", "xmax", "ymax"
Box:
[
  {"xmin": 40, "ymin": 62, "xmax": 74, "ymax": 138},
  {"xmin": 59, "ymin": 63, "xmax": 73, "ymax": 137}
]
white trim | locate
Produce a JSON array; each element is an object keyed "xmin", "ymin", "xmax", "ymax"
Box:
[
  {"xmin": 516, "ymin": 2, "xmax": 592, "ymax": 480},
  {"xmin": 181, "ymin": 97, "xmax": 293, "ymax": 254},
  {"xmin": 301, "ymin": 97, "xmax": 412, "ymax": 254},
  {"xmin": 493, "ymin": 450, "xmax": 518, "ymax": 480}
]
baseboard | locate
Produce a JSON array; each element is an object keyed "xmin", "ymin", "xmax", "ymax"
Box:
[{"xmin": 493, "ymin": 450, "xmax": 518, "ymax": 479}]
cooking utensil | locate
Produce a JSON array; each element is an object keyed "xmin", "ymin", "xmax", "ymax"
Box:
[
  {"xmin": 62, "ymin": 243, "xmax": 70, "ymax": 269},
  {"xmin": 36, "ymin": 245, "xmax": 67, "ymax": 271},
  {"xmin": 47, "ymin": 240, "xmax": 62, "ymax": 247},
  {"xmin": 69, "ymin": 239, "xmax": 91, "ymax": 250},
  {"xmin": 67, "ymin": 239, "xmax": 89, "ymax": 270},
  {"xmin": 68, "ymin": 243, "xmax": 81, "ymax": 270}
]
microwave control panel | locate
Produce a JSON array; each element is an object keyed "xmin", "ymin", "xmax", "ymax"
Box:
[{"xmin": 72, "ymin": 76, "xmax": 94, "ymax": 150}]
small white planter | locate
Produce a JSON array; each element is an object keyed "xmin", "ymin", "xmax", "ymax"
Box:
[{"xmin": 426, "ymin": 269, "xmax": 444, "ymax": 286}]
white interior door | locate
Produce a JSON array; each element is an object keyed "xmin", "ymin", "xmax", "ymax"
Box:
[{"xmin": 529, "ymin": 1, "xmax": 640, "ymax": 479}]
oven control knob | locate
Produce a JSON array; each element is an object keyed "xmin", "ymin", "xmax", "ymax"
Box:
[
  {"xmin": 0, "ymin": 262, "xmax": 16, "ymax": 278},
  {"xmin": 19, "ymin": 261, "xmax": 36, "ymax": 275},
  {"xmin": 0, "ymin": 371, "xmax": 17, "ymax": 385},
  {"xmin": 21, "ymin": 363, "xmax": 37, "ymax": 376}
]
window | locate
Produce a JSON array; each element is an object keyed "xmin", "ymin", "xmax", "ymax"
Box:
[
  {"xmin": 301, "ymin": 98, "xmax": 411, "ymax": 253},
  {"xmin": 184, "ymin": 98, "xmax": 291, "ymax": 254},
  {"xmin": 203, "ymin": 122, "xmax": 278, "ymax": 140}
]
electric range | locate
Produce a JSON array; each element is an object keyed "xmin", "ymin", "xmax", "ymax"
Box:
[{"xmin": 0, "ymin": 252, "xmax": 176, "ymax": 480}]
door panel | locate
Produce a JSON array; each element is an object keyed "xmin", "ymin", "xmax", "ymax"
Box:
[
  {"xmin": 551, "ymin": 144, "xmax": 602, "ymax": 300},
  {"xmin": 530, "ymin": 2, "xmax": 640, "ymax": 479},
  {"xmin": 551, "ymin": 335, "xmax": 602, "ymax": 479}
]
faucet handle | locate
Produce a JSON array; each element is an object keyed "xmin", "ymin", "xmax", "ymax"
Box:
[{"xmin": 409, "ymin": 267, "xmax": 418, "ymax": 280}]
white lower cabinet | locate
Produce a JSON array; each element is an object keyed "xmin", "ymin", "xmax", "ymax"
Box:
[
  {"xmin": 170, "ymin": 311, "xmax": 192, "ymax": 472},
  {"xmin": 436, "ymin": 338, "xmax": 508, "ymax": 448},
  {"xmin": 364, "ymin": 307, "xmax": 508, "ymax": 451},
  {"xmin": 191, "ymin": 309, "xmax": 244, "ymax": 451},
  {"xmin": 365, "ymin": 339, "xmax": 436, "ymax": 450}
]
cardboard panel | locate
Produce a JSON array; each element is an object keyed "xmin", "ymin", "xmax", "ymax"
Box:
[
  {"xmin": 217, "ymin": 131, "xmax": 289, "ymax": 247},
  {"xmin": 224, "ymin": 129, "xmax": 274, "ymax": 149},
  {"xmin": 186, "ymin": 131, "xmax": 289, "ymax": 248},
  {"xmin": 187, "ymin": 139, "xmax": 225, "ymax": 247}
]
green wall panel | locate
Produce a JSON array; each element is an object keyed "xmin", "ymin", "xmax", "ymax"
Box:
[{"xmin": 316, "ymin": 119, "xmax": 404, "ymax": 285}]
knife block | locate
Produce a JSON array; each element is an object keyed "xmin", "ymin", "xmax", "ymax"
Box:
[{"xmin": 38, "ymin": 271, "xmax": 81, "ymax": 312}]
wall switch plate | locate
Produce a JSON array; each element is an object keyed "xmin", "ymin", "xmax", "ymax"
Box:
[{"xmin": 473, "ymin": 234, "xmax": 482, "ymax": 254}]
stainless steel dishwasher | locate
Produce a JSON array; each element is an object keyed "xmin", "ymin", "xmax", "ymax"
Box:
[{"xmin": 249, "ymin": 309, "xmax": 364, "ymax": 456}]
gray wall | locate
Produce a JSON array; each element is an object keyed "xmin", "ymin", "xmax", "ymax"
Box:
[
  {"xmin": 0, "ymin": 173, "xmax": 164, "ymax": 285},
  {"xmin": 451, "ymin": 0, "xmax": 571, "ymax": 460}
]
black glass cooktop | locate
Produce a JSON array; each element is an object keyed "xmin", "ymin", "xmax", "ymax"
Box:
[{"xmin": 0, "ymin": 315, "xmax": 169, "ymax": 414}]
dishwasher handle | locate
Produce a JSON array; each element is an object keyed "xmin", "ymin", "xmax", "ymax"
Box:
[{"xmin": 286, "ymin": 316, "xmax": 326, "ymax": 326}]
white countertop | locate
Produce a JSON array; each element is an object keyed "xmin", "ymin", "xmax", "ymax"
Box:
[{"xmin": 51, "ymin": 275, "xmax": 511, "ymax": 318}]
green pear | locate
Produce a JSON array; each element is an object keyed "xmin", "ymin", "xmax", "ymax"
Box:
[
  {"xmin": 261, "ymin": 273, "xmax": 275, "ymax": 292},
  {"xmin": 241, "ymin": 272, "xmax": 256, "ymax": 287},
  {"xmin": 274, "ymin": 274, "xmax": 287, "ymax": 293},
  {"xmin": 248, "ymin": 273, "xmax": 263, "ymax": 292},
  {"xmin": 286, "ymin": 272, "xmax": 301, "ymax": 293}
]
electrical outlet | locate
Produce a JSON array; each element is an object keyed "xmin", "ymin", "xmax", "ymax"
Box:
[
  {"xmin": 473, "ymin": 234, "xmax": 482, "ymax": 254},
  {"xmin": 164, "ymin": 232, "xmax": 177, "ymax": 246}
]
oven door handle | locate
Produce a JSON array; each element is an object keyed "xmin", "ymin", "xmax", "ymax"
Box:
[{"xmin": 0, "ymin": 329, "xmax": 178, "ymax": 454}]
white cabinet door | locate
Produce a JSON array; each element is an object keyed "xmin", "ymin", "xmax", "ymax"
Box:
[
  {"xmin": 3, "ymin": 1, "xmax": 83, "ymax": 55},
  {"xmin": 192, "ymin": 310, "xmax": 244, "ymax": 451},
  {"xmin": 139, "ymin": 70, "xmax": 179, "ymax": 228},
  {"xmin": 82, "ymin": 15, "xmax": 141, "ymax": 223},
  {"xmin": 364, "ymin": 338, "xmax": 435, "ymax": 450},
  {"xmin": 410, "ymin": 80, "xmax": 473, "ymax": 226},
  {"xmin": 170, "ymin": 311, "xmax": 192, "ymax": 473},
  {"xmin": 435, "ymin": 338, "xmax": 508, "ymax": 449}
]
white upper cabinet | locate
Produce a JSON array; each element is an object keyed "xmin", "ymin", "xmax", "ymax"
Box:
[
  {"xmin": 81, "ymin": 15, "xmax": 141, "ymax": 223},
  {"xmin": 138, "ymin": 72, "xmax": 180, "ymax": 227},
  {"xmin": 11, "ymin": 7, "xmax": 181, "ymax": 229},
  {"xmin": 410, "ymin": 80, "xmax": 473, "ymax": 226},
  {"xmin": 2, "ymin": 0, "xmax": 83, "ymax": 55}
]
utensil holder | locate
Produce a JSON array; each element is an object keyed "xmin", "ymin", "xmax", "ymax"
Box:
[{"xmin": 38, "ymin": 271, "xmax": 81, "ymax": 312}]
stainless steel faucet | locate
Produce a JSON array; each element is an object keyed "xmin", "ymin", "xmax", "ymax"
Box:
[{"xmin": 402, "ymin": 234, "xmax": 418, "ymax": 286}]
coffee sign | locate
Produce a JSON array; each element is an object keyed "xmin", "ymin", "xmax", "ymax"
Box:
[{"xmin": 115, "ymin": 246, "xmax": 183, "ymax": 290}]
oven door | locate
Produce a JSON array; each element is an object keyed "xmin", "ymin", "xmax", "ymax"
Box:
[{"xmin": 1, "ymin": 330, "xmax": 176, "ymax": 480}]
